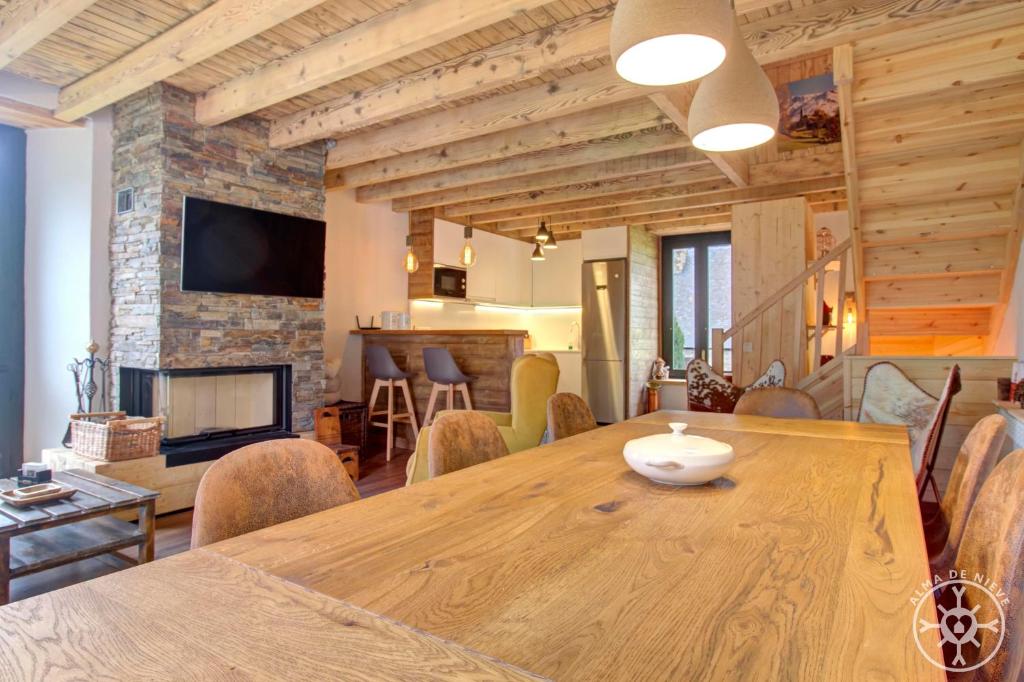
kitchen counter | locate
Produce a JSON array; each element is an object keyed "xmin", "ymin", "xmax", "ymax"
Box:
[{"xmin": 355, "ymin": 329, "xmax": 528, "ymax": 422}]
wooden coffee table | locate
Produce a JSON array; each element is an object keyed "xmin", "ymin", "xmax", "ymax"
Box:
[{"xmin": 0, "ymin": 469, "xmax": 159, "ymax": 604}]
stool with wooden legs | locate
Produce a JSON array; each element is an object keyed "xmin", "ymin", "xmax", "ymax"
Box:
[
  {"xmin": 365, "ymin": 346, "xmax": 419, "ymax": 462},
  {"xmin": 422, "ymin": 347, "xmax": 475, "ymax": 426}
]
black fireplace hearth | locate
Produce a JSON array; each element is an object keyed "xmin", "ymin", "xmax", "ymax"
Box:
[{"xmin": 119, "ymin": 364, "xmax": 298, "ymax": 467}]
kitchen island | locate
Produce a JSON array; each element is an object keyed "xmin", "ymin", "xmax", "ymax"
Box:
[{"xmin": 350, "ymin": 329, "xmax": 528, "ymax": 422}]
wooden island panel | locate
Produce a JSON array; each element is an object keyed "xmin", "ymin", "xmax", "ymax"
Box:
[{"xmin": 353, "ymin": 329, "xmax": 527, "ymax": 424}]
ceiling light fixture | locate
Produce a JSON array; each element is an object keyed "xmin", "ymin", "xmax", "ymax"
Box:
[
  {"xmin": 535, "ymin": 220, "xmax": 551, "ymax": 245},
  {"xmin": 610, "ymin": 0, "xmax": 734, "ymax": 86},
  {"xmin": 545, "ymin": 227, "xmax": 558, "ymax": 250},
  {"xmin": 458, "ymin": 226, "xmax": 477, "ymax": 268},
  {"xmin": 688, "ymin": 23, "xmax": 778, "ymax": 152},
  {"xmin": 531, "ymin": 242, "xmax": 546, "ymax": 262},
  {"xmin": 403, "ymin": 234, "xmax": 419, "ymax": 274}
]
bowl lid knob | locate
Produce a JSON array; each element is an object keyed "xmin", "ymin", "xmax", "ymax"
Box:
[{"xmin": 668, "ymin": 422, "xmax": 688, "ymax": 436}]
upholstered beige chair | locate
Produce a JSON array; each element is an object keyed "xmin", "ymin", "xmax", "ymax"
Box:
[
  {"xmin": 407, "ymin": 354, "xmax": 559, "ymax": 484},
  {"xmin": 191, "ymin": 439, "xmax": 359, "ymax": 548},
  {"xmin": 925, "ymin": 414, "xmax": 1007, "ymax": 575},
  {"xmin": 427, "ymin": 411, "xmax": 509, "ymax": 478},
  {"xmin": 948, "ymin": 449, "xmax": 1024, "ymax": 681},
  {"xmin": 733, "ymin": 387, "xmax": 821, "ymax": 420},
  {"xmin": 547, "ymin": 393, "xmax": 598, "ymax": 440}
]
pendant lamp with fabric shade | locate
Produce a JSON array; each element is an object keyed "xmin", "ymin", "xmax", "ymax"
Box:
[
  {"xmin": 611, "ymin": 0, "xmax": 734, "ymax": 86},
  {"xmin": 688, "ymin": 24, "xmax": 779, "ymax": 152}
]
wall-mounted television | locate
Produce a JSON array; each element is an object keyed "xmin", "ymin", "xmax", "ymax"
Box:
[{"xmin": 180, "ymin": 197, "xmax": 326, "ymax": 298}]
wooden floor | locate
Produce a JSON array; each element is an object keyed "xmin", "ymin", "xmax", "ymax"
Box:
[{"xmin": 8, "ymin": 438, "xmax": 411, "ymax": 604}]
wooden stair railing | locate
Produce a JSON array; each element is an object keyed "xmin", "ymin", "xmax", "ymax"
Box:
[{"xmin": 712, "ymin": 239, "xmax": 854, "ymax": 386}]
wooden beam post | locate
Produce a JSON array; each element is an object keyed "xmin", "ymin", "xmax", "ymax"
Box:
[
  {"xmin": 648, "ymin": 90, "xmax": 751, "ymax": 187},
  {"xmin": 834, "ymin": 44, "xmax": 869, "ymax": 352},
  {"xmin": 0, "ymin": 0, "xmax": 98, "ymax": 70},
  {"xmin": 0, "ymin": 96, "xmax": 85, "ymax": 129}
]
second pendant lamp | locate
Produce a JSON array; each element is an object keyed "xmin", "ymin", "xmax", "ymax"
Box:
[{"xmin": 688, "ymin": 23, "xmax": 779, "ymax": 153}]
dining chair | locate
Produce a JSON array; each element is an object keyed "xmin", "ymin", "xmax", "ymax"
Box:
[
  {"xmin": 948, "ymin": 449, "xmax": 1023, "ymax": 680},
  {"xmin": 422, "ymin": 347, "xmax": 475, "ymax": 427},
  {"xmin": 685, "ymin": 358, "xmax": 786, "ymax": 413},
  {"xmin": 733, "ymin": 387, "xmax": 821, "ymax": 420},
  {"xmin": 365, "ymin": 345, "xmax": 420, "ymax": 462},
  {"xmin": 427, "ymin": 410, "xmax": 510, "ymax": 478},
  {"xmin": 547, "ymin": 392, "xmax": 598, "ymax": 440},
  {"xmin": 925, "ymin": 414, "xmax": 1007, "ymax": 575},
  {"xmin": 857, "ymin": 361, "xmax": 961, "ymax": 500},
  {"xmin": 407, "ymin": 353, "xmax": 559, "ymax": 484},
  {"xmin": 191, "ymin": 439, "xmax": 359, "ymax": 548}
]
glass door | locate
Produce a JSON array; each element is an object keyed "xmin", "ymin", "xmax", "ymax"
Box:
[{"xmin": 661, "ymin": 232, "xmax": 731, "ymax": 377}]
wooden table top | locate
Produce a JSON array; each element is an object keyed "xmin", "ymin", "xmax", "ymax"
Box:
[
  {"xmin": 0, "ymin": 550, "xmax": 541, "ymax": 681},
  {"xmin": 0, "ymin": 413, "xmax": 943, "ymax": 680},
  {"xmin": 350, "ymin": 328, "xmax": 529, "ymax": 336}
]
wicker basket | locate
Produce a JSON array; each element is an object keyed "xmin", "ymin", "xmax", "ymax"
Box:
[{"xmin": 69, "ymin": 411, "xmax": 164, "ymax": 462}]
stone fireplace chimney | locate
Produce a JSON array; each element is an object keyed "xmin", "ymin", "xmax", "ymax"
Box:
[{"xmin": 109, "ymin": 83, "xmax": 326, "ymax": 431}]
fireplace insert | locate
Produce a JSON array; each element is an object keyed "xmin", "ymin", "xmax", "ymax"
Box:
[{"xmin": 119, "ymin": 364, "xmax": 298, "ymax": 467}]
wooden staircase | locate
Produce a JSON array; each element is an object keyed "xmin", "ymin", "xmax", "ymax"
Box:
[
  {"xmin": 835, "ymin": 6, "xmax": 1024, "ymax": 356},
  {"xmin": 711, "ymin": 240, "xmax": 856, "ymax": 419}
]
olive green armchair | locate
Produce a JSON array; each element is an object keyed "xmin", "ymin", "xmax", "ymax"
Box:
[{"xmin": 405, "ymin": 353, "xmax": 559, "ymax": 485}]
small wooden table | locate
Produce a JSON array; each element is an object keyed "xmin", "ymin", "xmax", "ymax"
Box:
[{"xmin": 0, "ymin": 469, "xmax": 158, "ymax": 604}]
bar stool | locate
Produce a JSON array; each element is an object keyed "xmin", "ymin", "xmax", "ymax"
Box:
[
  {"xmin": 365, "ymin": 346, "xmax": 419, "ymax": 462},
  {"xmin": 422, "ymin": 347, "xmax": 475, "ymax": 426}
]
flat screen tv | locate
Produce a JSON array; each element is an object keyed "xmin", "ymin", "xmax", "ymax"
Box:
[{"xmin": 180, "ymin": 197, "xmax": 326, "ymax": 298}]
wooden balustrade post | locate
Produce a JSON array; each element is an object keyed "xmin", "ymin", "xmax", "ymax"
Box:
[{"xmin": 711, "ymin": 329, "xmax": 725, "ymax": 374}]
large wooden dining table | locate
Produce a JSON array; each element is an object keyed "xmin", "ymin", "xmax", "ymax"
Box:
[{"xmin": 0, "ymin": 412, "xmax": 944, "ymax": 680}]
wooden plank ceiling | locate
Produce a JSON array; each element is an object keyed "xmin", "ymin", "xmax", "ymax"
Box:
[{"xmin": 1, "ymin": 0, "xmax": 1021, "ymax": 342}]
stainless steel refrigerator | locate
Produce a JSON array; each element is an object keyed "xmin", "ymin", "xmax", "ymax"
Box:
[{"xmin": 582, "ymin": 259, "xmax": 627, "ymax": 424}]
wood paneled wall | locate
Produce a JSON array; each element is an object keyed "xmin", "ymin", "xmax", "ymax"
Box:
[
  {"xmin": 842, "ymin": 355, "xmax": 1015, "ymax": 493},
  {"xmin": 407, "ymin": 209, "xmax": 434, "ymax": 300},
  {"xmin": 730, "ymin": 197, "xmax": 812, "ymax": 385}
]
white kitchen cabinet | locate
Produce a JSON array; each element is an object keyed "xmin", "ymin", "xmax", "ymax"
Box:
[
  {"xmin": 466, "ymin": 231, "xmax": 497, "ymax": 302},
  {"xmin": 434, "ymin": 220, "xmax": 536, "ymax": 305},
  {"xmin": 433, "ymin": 219, "xmax": 465, "ymax": 267},
  {"xmin": 532, "ymin": 238, "xmax": 582, "ymax": 307}
]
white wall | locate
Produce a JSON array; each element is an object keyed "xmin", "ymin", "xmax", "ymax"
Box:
[
  {"xmin": 323, "ymin": 188, "xmax": 409, "ymax": 401},
  {"xmin": 993, "ymin": 240, "xmax": 1024, "ymax": 359},
  {"xmin": 582, "ymin": 226, "xmax": 628, "ymax": 260},
  {"xmin": 4, "ymin": 73, "xmax": 114, "ymax": 461}
]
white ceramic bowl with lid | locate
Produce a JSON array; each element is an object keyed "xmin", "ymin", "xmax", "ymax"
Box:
[{"xmin": 623, "ymin": 422, "xmax": 735, "ymax": 486}]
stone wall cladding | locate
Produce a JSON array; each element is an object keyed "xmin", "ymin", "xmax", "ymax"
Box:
[
  {"xmin": 628, "ymin": 226, "xmax": 660, "ymax": 418},
  {"xmin": 109, "ymin": 83, "xmax": 326, "ymax": 431}
]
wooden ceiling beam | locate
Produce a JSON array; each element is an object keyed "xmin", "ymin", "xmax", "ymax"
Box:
[
  {"xmin": 473, "ymin": 175, "xmax": 845, "ymax": 226},
  {"xmin": 0, "ymin": 0, "xmax": 98, "ymax": 69},
  {"xmin": 0, "ymin": 95, "xmax": 84, "ymax": 129},
  {"xmin": 458, "ymin": 149, "xmax": 843, "ymax": 221},
  {"xmin": 355, "ymin": 125, "xmax": 688, "ymax": 203},
  {"xmin": 496, "ymin": 189, "xmax": 847, "ymax": 234},
  {"xmin": 55, "ymin": 0, "xmax": 328, "ymax": 122},
  {"xmin": 199, "ymin": 0, "xmax": 556, "ymax": 127},
  {"xmin": 384, "ymin": 144, "xmax": 705, "ymax": 211},
  {"xmin": 327, "ymin": 99, "xmax": 667, "ymax": 189},
  {"xmin": 270, "ymin": 5, "xmax": 613, "ymax": 148},
  {"xmin": 504, "ymin": 207, "xmax": 732, "ymax": 236},
  {"xmin": 648, "ymin": 89, "xmax": 750, "ymax": 187},
  {"xmin": 646, "ymin": 220, "xmax": 734, "ymax": 236},
  {"xmin": 327, "ymin": 65, "xmax": 654, "ymax": 168},
  {"xmin": 443, "ymin": 167, "xmax": 728, "ymax": 220}
]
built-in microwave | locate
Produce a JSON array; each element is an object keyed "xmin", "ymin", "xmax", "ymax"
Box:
[{"xmin": 433, "ymin": 265, "xmax": 467, "ymax": 299}]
